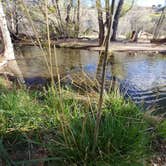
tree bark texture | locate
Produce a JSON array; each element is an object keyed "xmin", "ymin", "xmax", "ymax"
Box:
[
  {"xmin": 96, "ymin": 0, "xmax": 105, "ymax": 46},
  {"xmin": 111, "ymin": 0, "xmax": 124, "ymax": 41},
  {"xmin": 0, "ymin": 2, "xmax": 15, "ymax": 60}
]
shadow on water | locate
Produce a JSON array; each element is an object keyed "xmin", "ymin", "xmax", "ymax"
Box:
[{"xmin": 3, "ymin": 45, "xmax": 166, "ymax": 116}]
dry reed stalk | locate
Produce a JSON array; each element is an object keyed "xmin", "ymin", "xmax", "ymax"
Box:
[{"xmin": 92, "ymin": 0, "xmax": 115, "ymax": 154}]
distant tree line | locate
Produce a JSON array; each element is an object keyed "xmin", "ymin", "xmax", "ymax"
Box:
[{"xmin": 1, "ymin": 0, "xmax": 165, "ymax": 46}]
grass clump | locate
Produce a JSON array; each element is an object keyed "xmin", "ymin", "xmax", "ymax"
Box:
[
  {"xmin": 0, "ymin": 89, "xmax": 43, "ymax": 132},
  {"xmin": 156, "ymin": 121, "xmax": 166, "ymax": 139},
  {"xmin": 47, "ymin": 94, "xmax": 149, "ymax": 165},
  {"xmin": 0, "ymin": 78, "xmax": 162, "ymax": 165}
]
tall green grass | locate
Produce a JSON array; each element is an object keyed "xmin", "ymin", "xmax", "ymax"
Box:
[
  {"xmin": 0, "ymin": 80, "xmax": 154, "ymax": 165},
  {"xmin": 1, "ymin": 1, "xmax": 165, "ymax": 165}
]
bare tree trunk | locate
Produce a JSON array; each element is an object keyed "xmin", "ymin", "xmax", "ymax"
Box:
[
  {"xmin": 130, "ymin": 30, "xmax": 138, "ymax": 42},
  {"xmin": 153, "ymin": 9, "xmax": 165, "ymax": 39},
  {"xmin": 15, "ymin": 5, "xmax": 19, "ymax": 36},
  {"xmin": 65, "ymin": 0, "xmax": 73, "ymax": 37},
  {"xmin": 0, "ymin": 2, "xmax": 15, "ymax": 60},
  {"xmin": 54, "ymin": 0, "xmax": 62, "ymax": 22},
  {"xmin": 0, "ymin": 2, "xmax": 24, "ymax": 83},
  {"xmin": 105, "ymin": 0, "xmax": 110, "ymax": 29},
  {"xmin": 52, "ymin": 0, "xmax": 64, "ymax": 36},
  {"xmin": 96, "ymin": 0, "xmax": 105, "ymax": 46},
  {"xmin": 75, "ymin": 0, "xmax": 80, "ymax": 37},
  {"xmin": 111, "ymin": 0, "xmax": 124, "ymax": 41},
  {"xmin": 0, "ymin": 28, "xmax": 5, "ymax": 55}
]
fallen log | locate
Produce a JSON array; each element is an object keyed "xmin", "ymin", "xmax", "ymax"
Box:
[{"xmin": 151, "ymin": 38, "xmax": 166, "ymax": 44}]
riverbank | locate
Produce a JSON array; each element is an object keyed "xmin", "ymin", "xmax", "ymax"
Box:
[
  {"xmin": 0, "ymin": 76, "xmax": 165, "ymax": 165},
  {"xmin": 54, "ymin": 39, "xmax": 166, "ymax": 53},
  {"xmin": 13, "ymin": 39, "xmax": 166, "ymax": 54}
]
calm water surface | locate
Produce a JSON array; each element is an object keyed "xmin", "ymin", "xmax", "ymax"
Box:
[{"xmin": 7, "ymin": 46, "xmax": 166, "ymax": 115}]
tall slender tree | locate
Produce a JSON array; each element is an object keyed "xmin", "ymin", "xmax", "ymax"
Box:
[
  {"xmin": 111, "ymin": 0, "xmax": 124, "ymax": 41},
  {"xmin": 0, "ymin": 1, "xmax": 15, "ymax": 60},
  {"xmin": 76, "ymin": 0, "xmax": 80, "ymax": 37},
  {"xmin": 65, "ymin": 0, "xmax": 73, "ymax": 37},
  {"xmin": 105, "ymin": 0, "xmax": 110, "ymax": 29},
  {"xmin": 0, "ymin": 1, "xmax": 24, "ymax": 83},
  {"xmin": 96, "ymin": 0, "xmax": 105, "ymax": 46},
  {"xmin": 52, "ymin": 0, "xmax": 64, "ymax": 35}
]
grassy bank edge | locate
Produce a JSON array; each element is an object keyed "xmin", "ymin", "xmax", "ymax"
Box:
[{"xmin": 0, "ymin": 76, "xmax": 165, "ymax": 165}]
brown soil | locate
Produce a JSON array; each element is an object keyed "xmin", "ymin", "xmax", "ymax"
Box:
[{"xmin": 150, "ymin": 138, "xmax": 166, "ymax": 166}]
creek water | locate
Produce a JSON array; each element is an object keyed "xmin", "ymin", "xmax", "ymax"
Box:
[{"xmin": 6, "ymin": 46, "xmax": 166, "ymax": 115}]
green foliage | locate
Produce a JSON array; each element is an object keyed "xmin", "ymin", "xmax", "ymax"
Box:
[
  {"xmin": 156, "ymin": 120, "xmax": 166, "ymax": 139},
  {"xmin": 120, "ymin": 0, "xmax": 134, "ymax": 17},
  {"xmin": 0, "ymin": 77, "xmax": 7, "ymax": 90},
  {"xmin": 0, "ymin": 80, "xmax": 155, "ymax": 165},
  {"xmin": 48, "ymin": 94, "xmax": 149, "ymax": 165},
  {"xmin": 0, "ymin": 80, "xmax": 162, "ymax": 166},
  {"xmin": 125, "ymin": 31, "xmax": 132, "ymax": 40},
  {"xmin": 0, "ymin": 89, "xmax": 45, "ymax": 133}
]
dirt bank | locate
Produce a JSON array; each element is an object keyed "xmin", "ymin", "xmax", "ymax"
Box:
[{"xmin": 54, "ymin": 39, "xmax": 166, "ymax": 53}]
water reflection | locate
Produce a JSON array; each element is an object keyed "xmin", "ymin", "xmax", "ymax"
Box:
[{"xmin": 6, "ymin": 46, "xmax": 166, "ymax": 115}]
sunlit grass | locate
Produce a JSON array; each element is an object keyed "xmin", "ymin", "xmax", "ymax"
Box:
[
  {"xmin": 0, "ymin": 1, "xmax": 165, "ymax": 165},
  {"xmin": 0, "ymin": 78, "xmax": 161, "ymax": 165}
]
